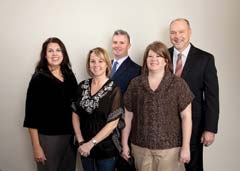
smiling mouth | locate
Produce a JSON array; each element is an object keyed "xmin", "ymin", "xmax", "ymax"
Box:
[
  {"xmin": 173, "ymin": 39, "xmax": 180, "ymax": 43},
  {"xmin": 52, "ymin": 57, "xmax": 60, "ymax": 60},
  {"xmin": 114, "ymin": 49, "xmax": 122, "ymax": 52}
]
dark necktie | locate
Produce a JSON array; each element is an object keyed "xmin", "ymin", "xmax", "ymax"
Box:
[
  {"xmin": 111, "ymin": 61, "xmax": 118, "ymax": 78},
  {"xmin": 175, "ymin": 53, "xmax": 183, "ymax": 77}
]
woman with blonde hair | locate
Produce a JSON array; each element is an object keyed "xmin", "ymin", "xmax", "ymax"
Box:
[{"xmin": 72, "ymin": 47, "xmax": 124, "ymax": 171}]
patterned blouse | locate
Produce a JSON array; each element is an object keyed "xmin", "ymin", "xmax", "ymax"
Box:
[
  {"xmin": 72, "ymin": 79, "xmax": 124, "ymax": 159},
  {"xmin": 124, "ymin": 71, "xmax": 194, "ymax": 149}
]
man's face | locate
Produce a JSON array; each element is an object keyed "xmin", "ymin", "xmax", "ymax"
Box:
[
  {"xmin": 170, "ymin": 20, "xmax": 191, "ymax": 52},
  {"xmin": 112, "ymin": 34, "xmax": 131, "ymax": 59}
]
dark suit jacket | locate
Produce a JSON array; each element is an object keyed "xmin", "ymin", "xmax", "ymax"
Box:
[
  {"xmin": 111, "ymin": 57, "xmax": 141, "ymax": 94},
  {"xmin": 169, "ymin": 44, "xmax": 219, "ymax": 145}
]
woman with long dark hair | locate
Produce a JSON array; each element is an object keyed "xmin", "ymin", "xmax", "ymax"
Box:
[{"xmin": 23, "ymin": 37, "xmax": 78, "ymax": 171}]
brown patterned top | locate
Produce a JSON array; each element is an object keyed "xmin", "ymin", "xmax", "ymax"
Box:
[{"xmin": 124, "ymin": 70, "xmax": 194, "ymax": 149}]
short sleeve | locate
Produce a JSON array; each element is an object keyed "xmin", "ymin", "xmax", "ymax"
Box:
[{"xmin": 177, "ymin": 78, "xmax": 194, "ymax": 112}]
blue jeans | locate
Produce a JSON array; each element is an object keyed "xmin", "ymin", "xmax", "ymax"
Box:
[{"xmin": 81, "ymin": 156, "xmax": 116, "ymax": 171}]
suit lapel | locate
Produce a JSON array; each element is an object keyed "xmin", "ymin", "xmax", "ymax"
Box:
[
  {"xmin": 169, "ymin": 44, "xmax": 197, "ymax": 79},
  {"xmin": 112, "ymin": 57, "xmax": 130, "ymax": 79},
  {"xmin": 181, "ymin": 44, "xmax": 197, "ymax": 79}
]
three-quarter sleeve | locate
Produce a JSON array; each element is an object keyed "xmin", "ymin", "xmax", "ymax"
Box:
[
  {"xmin": 24, "ymin": 76, "xmax": 42, "ymax": 128},
  {"xmin": 107, "ymin": 85, "xmax": 124, "ymax": 123},
  {"xmin": 71, "ymin": 81, "xmax": 84, "ymax": 116},
  {"xmin": 107, "ymin": 84, "xmax": 125, "ymax": 153}
]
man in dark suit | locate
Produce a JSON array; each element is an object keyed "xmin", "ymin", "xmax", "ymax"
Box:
[
  {"xmin": 111, "ymin": 29, "xmax": 141, "ymax": 171},
  {"xmin": 111, "ymin": 29, "xmax": 141, "ymax": 94},
  {"xmin": 168, "ymin": 18, "xmax": 219, "ymax": 171}
]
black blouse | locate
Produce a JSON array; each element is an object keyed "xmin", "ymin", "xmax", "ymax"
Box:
[
  {"xmin": 72, "ymin": 79, "xmax": 124, "ymax": 159},
  {"xmin": 24, "ymin": 69, "xmax": 78, "ymax": 135}
]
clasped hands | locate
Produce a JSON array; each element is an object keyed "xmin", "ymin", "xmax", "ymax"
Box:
[
  {"xmin": 78, "ymin": 141, "xmax": 94, "ymax": 157},
  {"xmin": 121, "ymin": 145, "xmax": 131, "ymax": 161}
]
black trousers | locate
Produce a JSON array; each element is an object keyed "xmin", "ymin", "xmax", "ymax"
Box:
[
  {"xmin": 116, "ymin": 140, "xmax": 135, "ymax": 171},
  {"xmin": 185, "ymin": 144, "xmax": 203, "ymax": 171},
  {"xmin": 37, "ymin": 134, "xmax": 76, "ymax": 171},
  {"xmin": 116, "ymin": 156, "xmax": 135, "ymax": 171}
]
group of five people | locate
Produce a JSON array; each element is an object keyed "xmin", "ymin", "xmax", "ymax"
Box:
[{"xmin": 23, "ymin": 18, "xmax": 219, "ymax": 171}]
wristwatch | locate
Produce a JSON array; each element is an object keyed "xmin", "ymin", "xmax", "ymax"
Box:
[{"xmin": 91, "ymin": 138, "xmax": 97, "ymax": 146}]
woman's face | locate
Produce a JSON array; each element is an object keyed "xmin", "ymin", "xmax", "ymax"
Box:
[
  {"xmin": 89, "ymin": 52, "xmax": 107, "ymax": 77},
  {"xmin": 46, "ymin": 43, "xmax": 63, "ymax": 69},
  {"xmin": 146, "ymin": 49, "xmax": 166, "ymax": 72}
]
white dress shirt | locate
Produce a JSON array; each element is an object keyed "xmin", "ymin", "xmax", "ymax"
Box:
[{"xmin": 173, "ymin": 44, "xmax": 191, "ymax": 74}]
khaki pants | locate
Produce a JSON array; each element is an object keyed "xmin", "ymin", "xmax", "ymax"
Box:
[{"xmin": 131, "ymin": 144, "xmax": 185, "ymax": 171}]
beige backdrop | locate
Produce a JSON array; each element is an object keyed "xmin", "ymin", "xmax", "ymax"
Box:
[{"xmin": 0, "ymin": 0, "xmax": 239, "ymax": 170}]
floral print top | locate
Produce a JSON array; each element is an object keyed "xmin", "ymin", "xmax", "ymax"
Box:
[{"xmin": 72, "ymin": 79, "xmax": 124, "ymax": 158}]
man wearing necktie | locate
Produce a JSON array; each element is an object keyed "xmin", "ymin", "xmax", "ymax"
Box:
[
  {"xmin": 110, "ymin": 29, "xmax": 141, "ymax": 94},
  {"xmin": 111, "ymin": 29, "xmax": 141, "ymax": 171},
  {"xmin": 110, "ymin": 61, "xmax": 119, "ymax": 78},
  {"xmin": 168, "ymin": 18, "xmax": 219, "ymax": 171},
  {"xmin": 175, "ymin": 53, "xmax": 183, "ymax": 77}
]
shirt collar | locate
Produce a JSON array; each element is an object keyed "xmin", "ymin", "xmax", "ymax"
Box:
[
  {"xmin": 113, "ymin": 55, "xmax": 128, "ymax": 67},
  {"xmin": 173, "ymin": 44, "xmax": 191, "ymax": 57}
]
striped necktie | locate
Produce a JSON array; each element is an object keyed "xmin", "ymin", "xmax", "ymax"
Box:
[
  {"xmin": 175, "ymin": 53, "xmax": 183, "ymax": 77},
  {"xmin": 111, "ymin": 61, "xmax": 118, "ymax": 78}
]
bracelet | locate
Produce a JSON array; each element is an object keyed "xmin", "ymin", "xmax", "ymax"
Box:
[{"xmin": 78, "ymin": 141, "xmax": 85, "ymax": 147}]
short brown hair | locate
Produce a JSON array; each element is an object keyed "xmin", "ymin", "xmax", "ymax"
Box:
[
  {"xmin": 142, "ymin": 41, "xmax": 173, "ymax": 74},
  {"xmin": 113, "ymin": 29, "xmax": 130, "ymax": 43}
]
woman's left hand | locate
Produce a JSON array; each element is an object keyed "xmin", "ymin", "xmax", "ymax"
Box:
[
  {"xmin": 78, "ymin": 141, "xmax": 94, "ymax": 157},
  {"xmin": 179, "ymin": 146, "xmax": 190, "ymax": 163},
  {"xmin": 121, "ymin": 144, "xmax": 131, "ymax": 161}
]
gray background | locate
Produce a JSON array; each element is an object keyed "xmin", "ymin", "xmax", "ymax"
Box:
[{"xmin": 0, "ymin": 0, "xmax": 239, "ymax": 170}]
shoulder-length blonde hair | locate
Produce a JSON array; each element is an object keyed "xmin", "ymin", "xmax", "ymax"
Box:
[{"xmin": 86, "ymin": 47, "xmax": 112, "ymax": 77}]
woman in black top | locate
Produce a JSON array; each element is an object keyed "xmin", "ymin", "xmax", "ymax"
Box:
[
  {"xmin": 72, "ymin": 47, "xmax": 124, "ymax": 171},
  {"xmin": 23, "ymin": 37, "xmax": 78, "ymax": 171}
]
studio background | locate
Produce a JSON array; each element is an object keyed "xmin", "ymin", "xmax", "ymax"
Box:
[{"xmin": 0, "ymin": 0, "xmax": 239, "ymax": 170}]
